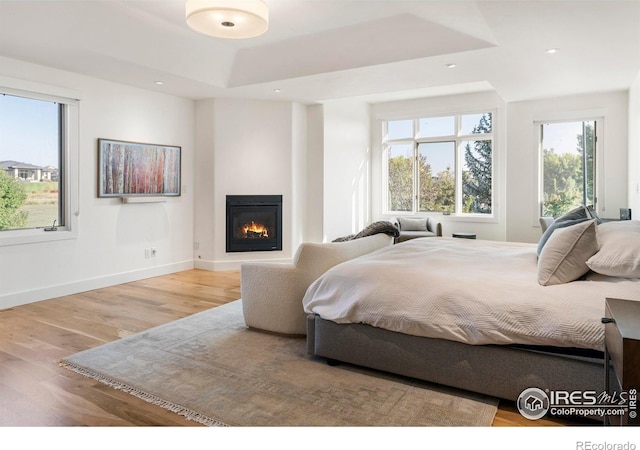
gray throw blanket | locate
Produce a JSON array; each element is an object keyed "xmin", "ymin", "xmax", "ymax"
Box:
[{"xmin": 332, "ymin": 221, "xmax": 400, "ymax": 242}]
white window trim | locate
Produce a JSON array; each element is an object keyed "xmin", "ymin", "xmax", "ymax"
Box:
[
  {"xmin": 381, "ymin": 111, "xmax": 495, "ymax": 218},
  {"xmin": 532, "ymin": 114, "xmax": 604, "ymax": 228},
  {"xmin": 0, "ymin": 84, "xmax": 80, "ymax": 247}
]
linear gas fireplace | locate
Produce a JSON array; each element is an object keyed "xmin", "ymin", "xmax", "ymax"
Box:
[{"xmin": 226, "ymin": 195, "xmax": 282, "ymax": 253}]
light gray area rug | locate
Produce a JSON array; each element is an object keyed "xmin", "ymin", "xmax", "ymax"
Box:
[{"xmin": 60, "ymin": 300, "xmax": 498, "ymax": 426}]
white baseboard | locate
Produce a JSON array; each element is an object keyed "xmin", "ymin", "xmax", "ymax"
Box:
[
  {"xmin": 194, "ymin": 259, "xmax": 217, "ymax": 271},
  {"xmin": 0, "ymin": 260, "xmax": 194, "ymax": 310},
  {"xmin": 1, "ymin": 257, "xmax": 298, "ymax": 311}
]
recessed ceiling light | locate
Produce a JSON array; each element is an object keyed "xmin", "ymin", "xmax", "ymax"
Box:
[
  {"xmin": 154, "ymin": 81, "xmax": 164, "ymax": 85},
  {"xmin": 273, "ymin": 88, "xmax": 282, "ymax": 93},
  {"xmin": 445, "ymin": 63, "xmax": 457, "ymax": 69},
  {"xmin": 546, "ymin": 48, "xmax": 559, "ymax": 54}
]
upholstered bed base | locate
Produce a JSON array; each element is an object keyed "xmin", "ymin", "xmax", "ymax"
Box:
[{"xmin": 306, "ymin": 315, "xmax": 608, "ymax": 404}]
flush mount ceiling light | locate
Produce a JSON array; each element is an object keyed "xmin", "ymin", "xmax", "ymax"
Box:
[{"xmin": 185, "ymin": 0, "xmax": 269, "ymax": 39}]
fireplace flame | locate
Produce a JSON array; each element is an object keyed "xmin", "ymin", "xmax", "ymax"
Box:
[{"xmin": 242, "ymin": 221, "xmax": 269, "ymax": 238}]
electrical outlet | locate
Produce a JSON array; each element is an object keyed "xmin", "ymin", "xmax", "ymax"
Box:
[
  {"xmin": 151, "ymin": 247, "xmax": 157, "ymax": 257},
  {"xmin": 145, "ymin": 248, "xmax": 150, "ymax": 258},
  {"xmin": 194, "ymin": 241, "xmax": 199, "ymax": 251}
]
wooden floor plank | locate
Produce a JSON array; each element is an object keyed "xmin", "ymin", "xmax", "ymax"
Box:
[{"xmin": 0, "ymin": 269, "xmax": 586, "ymax": 426}]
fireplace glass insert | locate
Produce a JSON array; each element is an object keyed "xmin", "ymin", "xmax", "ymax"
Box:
[{"xmin": 226, "ymin": 195, "xmax": 282, "ymax": 252}]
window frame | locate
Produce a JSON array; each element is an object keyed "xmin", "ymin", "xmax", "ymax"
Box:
[
  {"xmin": 0, "ymin": 84, "xmax": 79, "ymax": 247},
  {"xmin": 536, "ymin": 117, "xmax": 601, "ymax": 219},
  {"xmin": 382, "ymin": 111, "xmax": 495, "ymax": 217}
]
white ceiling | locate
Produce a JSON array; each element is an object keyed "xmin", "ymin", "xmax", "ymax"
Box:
[{"xmin": 0, "ymin": 0, "xmax": 639, "ymax": 104}]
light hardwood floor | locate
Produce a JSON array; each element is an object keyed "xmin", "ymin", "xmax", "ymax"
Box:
[{"xmin": 0, "ymin": 269, "xmax": 592, "ymax": 426}]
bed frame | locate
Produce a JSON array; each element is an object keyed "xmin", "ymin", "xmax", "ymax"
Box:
[{"xmin": 306, "ymin": 315, "xmax": 609, "ymax": 405}]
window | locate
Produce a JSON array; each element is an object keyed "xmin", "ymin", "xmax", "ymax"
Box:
[
  {"xmin": 0, "ymin": 93, "xmax": 64, "ymax": 231},
  {"xmin": 0, "ymin": 86, "xmax": 78, "ymax": 245},
  {"xmin": 383, "ymin": 112, "xmax": 493, "ymax": 215},
  {"xmin": 539, "ymin": 120, "xmax": 597, "ymax": 217}
]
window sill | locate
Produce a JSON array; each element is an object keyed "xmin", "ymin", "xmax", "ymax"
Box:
[
  {"xmin": 441, "ymin": 214, "xmax": 498, "ymax": 224},
  {"xmin": 0, "ymin": 228, "xmax": 77, "ymax": 247},
  {"xmin": 383, "ymin": 213, "xmax": 498, "ymax": 224}
]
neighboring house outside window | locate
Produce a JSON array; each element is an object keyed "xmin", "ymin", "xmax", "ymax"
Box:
[
  {"xmin": 2, "ymin": 161, "xmax": 51, "ymax": 182},
  {"xmin": 382, "ymin": 112, "xmax": 494, "ymax": 216}
]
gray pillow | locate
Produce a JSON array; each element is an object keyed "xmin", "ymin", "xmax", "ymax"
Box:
[
  {"xmin": 397, "ymin": 217, "xmax": 427, "ymax": 231},
  {"xmin": 537, "ymin": 219, "xmax": 598, "ymax": 286},
  {"xmin": 537, "ymin": 206, "xmax": 592, "ymax": 256},
  {"xmin": 587, "ymin": 205, "xmax": 603, "ymax": 224}
]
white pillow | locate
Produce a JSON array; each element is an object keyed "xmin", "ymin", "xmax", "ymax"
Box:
[
  {"xmin": 398, "ymin": 217, "xmax": 427, "ymax": 232},
  {"xmin": 537, "ymin": 219, "xmax": 598, "ymax": 286},
  {"xmin": 586, "ymin": 221, "xmax": 640, "ymax": 278},
  {"xmin": 537, "ymin": 205, "xmax": 592, "ymax": 256}
]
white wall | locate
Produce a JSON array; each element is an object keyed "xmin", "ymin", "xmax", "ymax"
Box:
[
  {"xmin": 193, "ymin": 98, "xmax": 308, "ymax": 270},
  {"xmin": 291, "ymin": 102, "xmax": 309, "ymax": 247},
  {"xmin": 322, "ymin": 99, "xmax": 372, "ymax": 241},
  {"xmin": 629, "ymin": 73, "xmax": 640, "ymax": 216},
  {"xmin": 193, "ymin": 99, "xmax": 216, "ymax": 266},
  {"xmin": 305, "ymin": 105, "xmax": 325, "ymax": 243},
  {"xmin": 0, "ymin": 57, "xmax": 195, "ymax": 309},
  {"xmin": 506, "ymin": 91, "xmax": 629, "ymax": 243},
  {"xmin": 370, "ymin": 91, "xmax": 508, "ymax": 241}
]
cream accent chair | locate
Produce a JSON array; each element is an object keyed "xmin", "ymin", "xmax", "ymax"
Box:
[
  {"xmin": 394, "ymin": 216, "xmax": 443, "ymax": 243},
  {"xmin": 241, "ymin": 233, "xmax": 394, "ymax": 335}
]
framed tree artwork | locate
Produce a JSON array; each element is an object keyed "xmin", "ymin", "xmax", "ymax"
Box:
[{"xmin": 98, "ymin": 138, "xmax": 181, "ymax": 198}]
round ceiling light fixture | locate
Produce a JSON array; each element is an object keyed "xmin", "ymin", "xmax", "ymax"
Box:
[{"xmin": 185, "ymin": 0, "xmax": 269, "ymax": 39}]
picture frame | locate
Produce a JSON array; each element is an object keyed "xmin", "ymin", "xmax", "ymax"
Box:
[{"xmin": 98, "ymin": 138, "xmax": 181, "ymax": 198}]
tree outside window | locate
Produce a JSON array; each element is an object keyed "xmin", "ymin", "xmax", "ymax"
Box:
[
  {"xmin": 541, "ymin": 120, "xmax": 596, "ymax": 217},
  {"xmin": 387, "ymin": 143, "xmax": 413, "ymax": 212}
]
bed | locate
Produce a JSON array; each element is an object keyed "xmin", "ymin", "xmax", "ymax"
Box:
[{"xmin": 303, "ymin": 219, "xmax": 640, "ymax": 404}]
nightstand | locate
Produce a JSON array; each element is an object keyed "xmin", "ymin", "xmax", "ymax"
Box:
[{"xmin": 602, "ymin": 298, "xmax": 640, "ymax": 426}]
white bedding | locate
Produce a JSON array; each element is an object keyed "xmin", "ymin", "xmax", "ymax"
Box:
[{"xmin": 302, "ymin": 238, "xmax": 640, "ymax": 351}]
